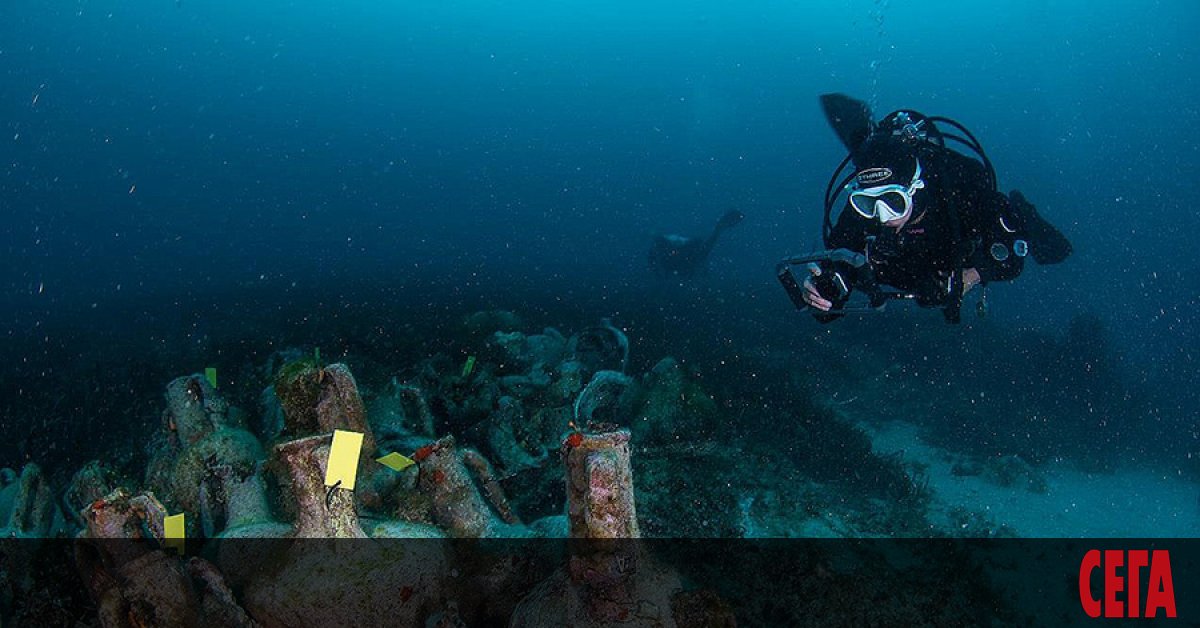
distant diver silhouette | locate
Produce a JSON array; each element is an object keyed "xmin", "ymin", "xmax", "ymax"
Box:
[{"xmin": 649, "ymin": 209, "xmax": 745, "ymax": 278}]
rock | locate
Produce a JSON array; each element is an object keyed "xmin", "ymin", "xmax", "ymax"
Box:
[{"xmin": 981, "ymin": 455, "xmax": 1048, "ymax": 493}]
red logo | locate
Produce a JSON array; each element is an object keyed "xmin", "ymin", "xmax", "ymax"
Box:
[{"xmin": 1079, "ymin": 549, "xmax": 1176, "ymax": 619}]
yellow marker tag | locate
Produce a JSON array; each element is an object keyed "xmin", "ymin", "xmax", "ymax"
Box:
[
  {"xmin": 164, "ymin": 513, "xmax": 186, "ymax": 553},
  {"xmin": 376, "ymin": 452, "xmax": 415, "ymax": 472},
  {"xmin": 204, "ymin": 367, "xmax": 218, "ymax": 388},
  {"xmin": 325, "ymin": 429, "xmax": 364, "ymax": 491}
]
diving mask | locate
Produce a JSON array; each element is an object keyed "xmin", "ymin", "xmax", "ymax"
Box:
[{"xmin": 849, "ymin": 158, "xmax": 925, "ymax": 223}]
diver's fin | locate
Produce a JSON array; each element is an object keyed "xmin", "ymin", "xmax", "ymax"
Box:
[
  {"xmin": 1009, "ymin": 190, "xmax": 1072, "ymax": 265},
  {"xmin": 715, "ymin": 209, "xmax": 744, "ymax": 232},
  {"xmin": 702, "ymin": 209, "xmax": 745, "ymax": 256},
  {"xmin": 820, "ymin": 93, "xmax": 875, "ymax": 154}
]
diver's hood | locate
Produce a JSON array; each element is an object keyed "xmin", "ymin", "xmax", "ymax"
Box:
[{"xmin": 851, "ymin": 135, "xmax": 921, "ymax": 187}]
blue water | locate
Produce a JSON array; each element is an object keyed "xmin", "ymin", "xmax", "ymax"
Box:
[{"xmin": 1, "ymin": 0, "xmax": 1197, "ymax": 529}]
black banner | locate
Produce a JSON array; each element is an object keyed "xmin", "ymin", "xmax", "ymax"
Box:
[{"xmin": 2, "ymin": 538, "xmax": 1194, "ymax": 626}]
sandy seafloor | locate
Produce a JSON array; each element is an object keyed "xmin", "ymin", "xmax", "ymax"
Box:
[{"xmin": 862, "ymin": 419, "xmax": 1199, "ymax": 538}]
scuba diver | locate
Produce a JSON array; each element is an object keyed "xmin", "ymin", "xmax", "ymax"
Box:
[
  {"xmin": 777, "ymin": 93, "xmax": 1072, "ymax": 323},
  {"xmin": 648, "ymin": 209, "xmax": 745, "ymax": 278}
]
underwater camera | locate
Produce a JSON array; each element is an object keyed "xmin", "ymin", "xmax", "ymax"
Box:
[
  {"xmin": 776, "ymin": 248, "xmax": 966, "ymax": 322},
  {"xmin": 776, "ymin": 248, "xmax": 887, "ymax": 315}
]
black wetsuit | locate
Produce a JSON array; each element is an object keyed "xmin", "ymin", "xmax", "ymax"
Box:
[
  {"xmin": 806, "ymin": 94, "xmax": 1070, "ymax": 322},
  {"xmin": 649, "ymin": 234, "xmax": 711, "ymax": 278},
  {"xmin": 825, "ymin": 145, "xmax": 1027, "ymax": 312},
  {"xmin": 649, "ymin": 210, "xmax": 744, "ymax": 278}
]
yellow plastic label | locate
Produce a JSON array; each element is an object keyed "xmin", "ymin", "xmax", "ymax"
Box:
[
  {"xmin": 204, "ymin": 367, "xmax": 218, "ymax": 388},
  {"xmin": 325, "ymin": 429, "xmax": 364, "ymax": 490},
  {"xmin": 164, "ymin": 513, "xmax": 186, "ymax": 553},
  {"xmin": 376, "ymin": 452, "xmax": 415, "ymax": 472},
  {"xmin": 462, "ymin": 355, "xmax": 477, "ymax": 378}
]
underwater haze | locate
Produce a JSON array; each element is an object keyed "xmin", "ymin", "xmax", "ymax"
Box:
[{"xmin": 2, "ymin": 0, "xmax": 1198, "ymax": 539}]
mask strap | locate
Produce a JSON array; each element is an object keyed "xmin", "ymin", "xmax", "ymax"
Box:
[{"xmin": 909, "ymin": 158, "xmax": 925, "ymax": 192}]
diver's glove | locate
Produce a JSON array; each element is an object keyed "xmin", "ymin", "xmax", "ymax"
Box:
[{"xmin": 802, "ymin": 262, "xmax": 851, "ymax": 322}]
